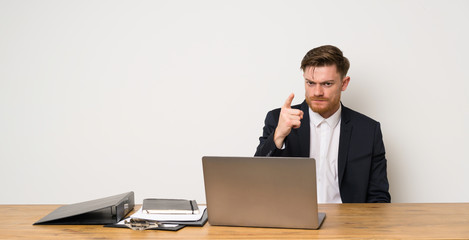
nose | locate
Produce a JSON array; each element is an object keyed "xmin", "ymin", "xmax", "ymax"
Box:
[{"xmin": 314, "ymin": 85, "xmax": 324, "ymax": 97}]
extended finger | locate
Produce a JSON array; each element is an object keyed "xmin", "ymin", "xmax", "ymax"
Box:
[{"xmin": 283, "ymin": 93, "xmax": 295, "ymax": 109}]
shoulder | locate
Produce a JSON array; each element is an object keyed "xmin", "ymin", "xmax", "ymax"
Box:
[{"xmin": 342, "ymin": 105, "xmax": 380, "ymax": 126}]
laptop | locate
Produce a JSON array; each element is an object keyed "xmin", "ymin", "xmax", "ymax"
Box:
[{"xmin": 202, "ymin": 156, "xmax": 326, "ymax": 229}]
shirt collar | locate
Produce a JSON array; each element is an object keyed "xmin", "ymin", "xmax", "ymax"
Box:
[{"xmin": 309, "ymin": 105, "xmax": 342, "ymax": 128}]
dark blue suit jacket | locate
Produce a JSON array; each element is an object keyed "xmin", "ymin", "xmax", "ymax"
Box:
[{"xmin": 255, "ymin": 101, "xmax": 391, "ymax": 203}]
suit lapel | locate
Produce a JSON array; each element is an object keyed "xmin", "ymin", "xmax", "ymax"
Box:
[{"xmin": 338, "ymin": 104, "xmax": 353, "ymax": 187}]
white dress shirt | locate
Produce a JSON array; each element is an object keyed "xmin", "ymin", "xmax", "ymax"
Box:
[{"xmin": 309, "ymin": 106, "xmax": 342, "ymax": 203}]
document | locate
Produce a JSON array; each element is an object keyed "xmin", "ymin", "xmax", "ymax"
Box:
[{"xmin": 122, "ymin": 206, "xmax": 207, "ymax": 222}]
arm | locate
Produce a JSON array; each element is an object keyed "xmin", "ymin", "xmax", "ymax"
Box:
[
  {"xmin": 255, "ymin": 110, "xmax": 281, "ymax": 156},
  {"xmin": 367, "ymin": 122, "xmax": 391, "ymax": 203},
  {"xmin": 255, "ymin": 94, "xmax": 303, "ymax": 156}
]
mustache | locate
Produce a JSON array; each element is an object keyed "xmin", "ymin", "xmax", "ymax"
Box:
[{"xmin": 309, "ymin": 97, "xmax": 328, "ymax": 101}]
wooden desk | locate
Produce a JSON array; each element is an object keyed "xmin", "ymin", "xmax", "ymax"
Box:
[{"xmin": 1, "ymin": 203, "xmax": 469, "ymax": 239}]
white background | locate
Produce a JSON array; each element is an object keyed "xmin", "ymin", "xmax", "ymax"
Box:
[{"xmin": 1, "ymin": 0, "xmax": 468, "ymax": 204}]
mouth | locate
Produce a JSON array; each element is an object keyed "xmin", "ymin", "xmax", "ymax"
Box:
[{"xmin": 310, "ymin": 99, "xmax": 328, "ymax": 107}]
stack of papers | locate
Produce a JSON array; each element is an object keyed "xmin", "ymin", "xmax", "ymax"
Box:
[{"xmin": 127, "ymin": 206, "xmax": 206, "ymax": 222}]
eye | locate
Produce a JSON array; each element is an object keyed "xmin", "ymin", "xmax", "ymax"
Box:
[
  {"xmin": 323, "ymin": 82, "xmax": 333, "ymax": 87},
  {"xmin": 306, "ymin": 80, "xmax": 315, "ymax": 86}
]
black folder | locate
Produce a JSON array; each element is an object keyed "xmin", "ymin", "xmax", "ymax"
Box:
[{"xmin": 34, "ymin": 191, "xmax": 135, "ymax": 225}]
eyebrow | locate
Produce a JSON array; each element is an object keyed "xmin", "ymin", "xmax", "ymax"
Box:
[{"xmin": 305, "ymin": 79, "xmax": 336, "ymax": 83}]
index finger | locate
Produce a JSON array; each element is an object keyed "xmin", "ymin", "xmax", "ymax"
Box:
[{"xmin": 283, "ymin": 93, "xmax": 295, "ymax": 109}]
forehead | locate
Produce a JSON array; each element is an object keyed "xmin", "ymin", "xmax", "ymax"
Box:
[{"xmin": 303, "ymin": 65, "xmax": 340, "ymax": 81}]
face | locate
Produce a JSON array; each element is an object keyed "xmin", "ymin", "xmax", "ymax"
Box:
[{"xmin": 304, "ymin": 65, "xmax": 350, "ymax": 118}]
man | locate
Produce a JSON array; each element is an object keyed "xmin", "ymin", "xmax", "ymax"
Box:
[{"xmin": 255, "ymin": 45, "xmax": 390, "ymax": 203}]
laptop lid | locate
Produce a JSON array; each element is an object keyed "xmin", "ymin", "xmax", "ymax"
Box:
[{"xmin": 202, "ymin": 156, "xmax": 325, "ymax": 229}]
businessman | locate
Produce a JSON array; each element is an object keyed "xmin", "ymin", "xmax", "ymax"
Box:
[{"xmin": 255, "ymin": 45, "xmax": 390, "ymax": 203}]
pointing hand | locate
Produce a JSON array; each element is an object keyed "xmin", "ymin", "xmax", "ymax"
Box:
[{"xmin": 273, "ymin": 93, "xmax": 304, "ymax": 149}]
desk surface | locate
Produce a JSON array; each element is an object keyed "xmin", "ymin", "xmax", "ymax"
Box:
[{"xmin": 1, "ymin": 203, "xmax": 469, "ymax": 239}]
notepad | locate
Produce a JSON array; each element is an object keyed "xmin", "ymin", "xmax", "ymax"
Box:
[{"xmin": 142, "ymin": 199, "xmax": 199, "ymax": 214}]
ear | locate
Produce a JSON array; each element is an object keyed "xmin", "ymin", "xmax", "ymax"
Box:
[{"xmin": 341, "ymin": 76, "xmax": 350, "ymax": 91}]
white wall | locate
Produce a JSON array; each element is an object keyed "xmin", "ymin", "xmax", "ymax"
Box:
[{"xmin": 1, "ymin": 0, "xmax": 468, "ymax": 204}]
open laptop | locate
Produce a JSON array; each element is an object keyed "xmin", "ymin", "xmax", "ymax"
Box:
[{"xmin": 202, "ymin": 156, "xmax": 326, "ymax": 229}]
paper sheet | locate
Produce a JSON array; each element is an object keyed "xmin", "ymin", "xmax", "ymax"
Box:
[{"xmin": 122, "ymin": 206, "xmax": 207, "ymax": 222}]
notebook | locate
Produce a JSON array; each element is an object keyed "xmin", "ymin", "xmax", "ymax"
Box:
[
  {"xmin": 142, "ymin": 198, "xmax": 199, "ymax": 214},
  {"xmin": 202, "ymin": 156, "xmax": 325, "ymax": 229}
]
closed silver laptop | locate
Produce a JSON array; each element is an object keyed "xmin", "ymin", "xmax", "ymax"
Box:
[{"xmin": 202, "ymin": 156, "xmax": 326, "ymax": 229}]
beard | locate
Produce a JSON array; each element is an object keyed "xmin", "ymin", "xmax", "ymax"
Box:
[{"xmin": 307, "ymin": 96, "xmax": 341, "ymax": 117}]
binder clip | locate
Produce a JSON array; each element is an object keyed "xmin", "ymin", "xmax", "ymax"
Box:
[{"xmin": 123, "ymin": 218, "xmax": 160, "ymax": 230}]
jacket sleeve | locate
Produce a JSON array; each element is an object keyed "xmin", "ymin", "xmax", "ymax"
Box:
[
  {"xmin": 254, "ymin": 110, "xmax": 282, "ymax": 156},
  {"xmin": 367, "ymin": 122, "xmax": 391, "ymax": 203}
]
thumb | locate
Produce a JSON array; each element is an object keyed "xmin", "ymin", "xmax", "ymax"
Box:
[{"xmin": 283, "ymin": 93, "xmax": 295, "ymax": 109}]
